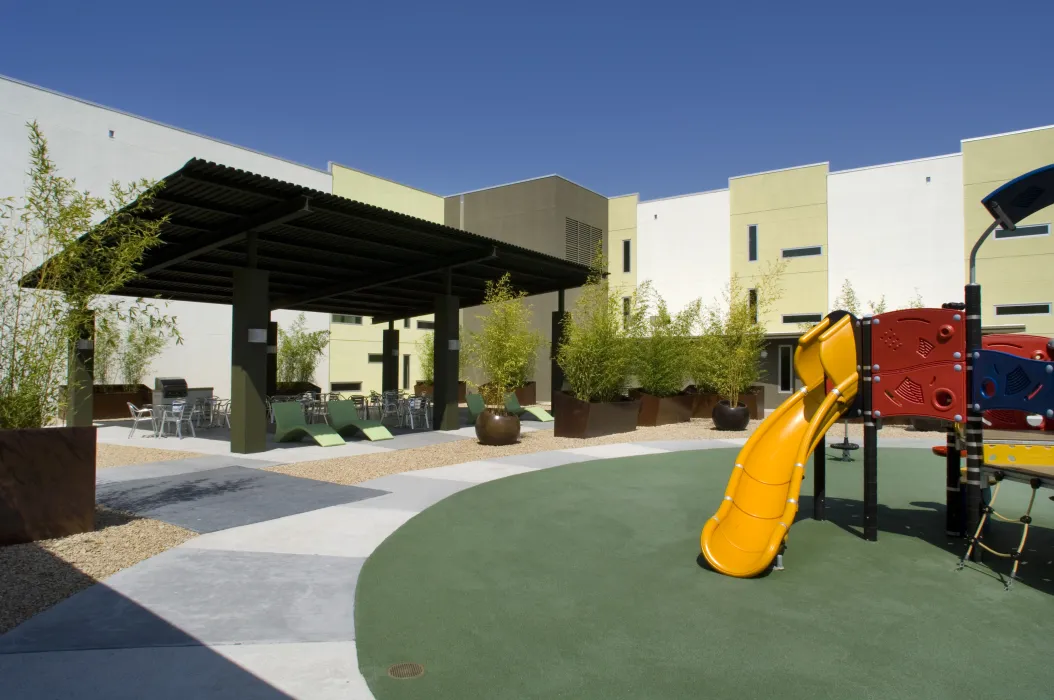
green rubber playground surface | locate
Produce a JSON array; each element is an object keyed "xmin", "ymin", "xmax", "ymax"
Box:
[{"xmin": 355, "ymin": 447, "xmax": 1054, "ymax": 700}]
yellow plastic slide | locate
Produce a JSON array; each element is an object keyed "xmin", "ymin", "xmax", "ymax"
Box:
[{"xmin": 701, "ymin": 314, "xmax": 859, "ymax": 578}]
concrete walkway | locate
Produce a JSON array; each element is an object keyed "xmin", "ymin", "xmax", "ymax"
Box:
[{"xmin": 0, "ymin": 437, "xmax": 931, "ymax": 699}]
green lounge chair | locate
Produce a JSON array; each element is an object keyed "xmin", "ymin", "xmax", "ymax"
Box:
[
  {"xmin": 327, "ymin": 399, "xmax": 393, "ymax": 441},
  {"xmin": 505, "ymin": 392, "xmax": 554, "ymax": 422},
  {"xmin": 272, "ymin": 401, "xmax": 345, "ymax": 447},
  {"xmin": 467, "ymin": 393, "xmax": 486, "ymax": 424}
]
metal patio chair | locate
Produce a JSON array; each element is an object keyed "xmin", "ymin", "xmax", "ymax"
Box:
[{"xmin": 127, "ymin": 402, "xmax": 155, "ymax": 438}]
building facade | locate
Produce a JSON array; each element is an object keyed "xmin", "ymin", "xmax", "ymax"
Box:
[{"xmin": 2, "ymin": 74, "xmax": 1053, "ymax": 406}]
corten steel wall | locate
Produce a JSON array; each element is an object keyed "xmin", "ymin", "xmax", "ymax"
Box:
[
  {"xmin": 0, "ymin": 76, "xmax": 333, "ymax": 398},
  {"xmin": 449, "ymin": 177, "xmax": 608, "ymax": 402},
  {"xmin": 962, "ymin": 125, "xmax": 1054, "ymax": 336}
]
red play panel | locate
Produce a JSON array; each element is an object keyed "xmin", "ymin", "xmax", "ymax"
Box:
[
  {"xmin": 872, "ymin": 363, "xmax": 966, "ymax": 420},
  {"xmin": 871, "ymin": 308, "xmax": 966, "ymax": 372}
]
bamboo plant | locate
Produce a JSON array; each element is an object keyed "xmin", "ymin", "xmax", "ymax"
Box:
[{"xmin": 633, "ymin": 284, "xmax": 701, "ymax": 398}]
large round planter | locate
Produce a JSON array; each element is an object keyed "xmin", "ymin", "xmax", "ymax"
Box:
[
  {"xmin": 712, "ymin": 400, "xmax": 750, "ymax": 431},
  {"xmin": 475, "ymin": 410, "xmax": 521, "ymax": 446}
]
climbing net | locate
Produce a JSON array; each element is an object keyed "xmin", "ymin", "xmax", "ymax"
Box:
[{"xmin": 958, "ymin": 473, "xmax": 1041, "ymax": 591}]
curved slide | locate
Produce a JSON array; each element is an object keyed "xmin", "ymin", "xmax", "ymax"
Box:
[{"xmin": 701, "ymin": 315, "xmax": 859, "ymax": 578}]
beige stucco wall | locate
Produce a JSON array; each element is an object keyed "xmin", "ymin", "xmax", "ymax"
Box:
[
  {"xmin": 729, "ymin": 163, "xmax": 829, "ymax": 333},
  {"xmin": 962, "ymin": 126, "xmax": 1054, "ymax": 335},
  {"xmin": 331, "ymin": 163, "xmax": 445, "ymax": 223},
  {"xmin": 607, "ymin": 194, "xmax": 638, "ymax": 297}
]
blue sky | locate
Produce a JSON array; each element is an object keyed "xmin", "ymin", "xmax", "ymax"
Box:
[{"xmin": 2, "ymin": 1, "xmax": 1053, "ymax": 200}]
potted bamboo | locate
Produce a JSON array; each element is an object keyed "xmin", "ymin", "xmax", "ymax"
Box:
[
  {"xmin": 0, "ymin": 122, "xmax": 180, "ymax": 545},
  {"xmin": 554, "ymin": 253, "xmax": 643, "ymax": 438},
  {"xmin": 464, "ymin": 274, "xmax": 545, "ymax": 445},
  {"xmin": 632, "ymin": 286, "xmax": 700, "ymax": 426}
]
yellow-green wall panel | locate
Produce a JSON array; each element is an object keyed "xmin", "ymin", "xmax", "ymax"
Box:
[
  {"xmin": 607, "ymin": 194, "xmax": 638, "ymax": 297},
  {"xmin": 331, "ymin": 164, "xmax": 445, "ymax": 223}
]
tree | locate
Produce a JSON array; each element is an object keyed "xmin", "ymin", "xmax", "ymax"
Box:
[
  {"xmin": 633, "ymin": 284, "xmax": 700, "ymax": 397},
  {"xmin": 277, "ymin": 313, "xmax": 329, "ymax": 384},
  {"xmin": 0, "ymin": 122, "xmax": 179, "ymax": 428},
  {"xmin": 906, "ymin": 288, "xmax": 925, "ymax": 309},
  {"xmin": 557, "ymin": 250, "xmax": 647, "ymax": 403},
  {"xmin": 120, "ymin": 322, "xmax": 168, "ymax": 385},
  {"xmin": 832, "ymin": 278, "xmax": 886, "ymax": 315},
  {"xmin": 416, "ymin": 327, "xmax": 467, "ymax": 386},
  {"xmin": 464, "ymin": 274, "xmax": 545, "ymax": 411},
  {"xmin": 699, "ymin": 262, "xmax": 784, "ymax": 406}
]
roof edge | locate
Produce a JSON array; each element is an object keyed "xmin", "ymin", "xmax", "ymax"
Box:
[
  {"xmin": 446, "ymin": 173, "xmax": 608, "ymax": 199},
  {"xmin": 729, "ymin": 162, "xmax": 830, "ymax": 181},
  {"xmin": 327, "ymin": 161, "xmax": 444, "ymax": 199},
  {"xmin": 640, "ymin": 187, "xmax": 730, "ymax": 204},
  {"xmin": 962, "ymin": 123, "xmax": 1054, "ymax": 144},
  {"xmin": 829, "ymin": 152, "xmax": 962, "ymax": 176}
]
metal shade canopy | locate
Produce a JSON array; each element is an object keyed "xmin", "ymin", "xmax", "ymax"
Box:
[{"xmin": 981, "ymin": 163, "xmax": 1054, "ymax": 229}]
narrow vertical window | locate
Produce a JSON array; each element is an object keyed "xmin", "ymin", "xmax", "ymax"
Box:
[
  {"xmin": 748, "ymin": 225, "xmax": 758, "ymax": 262},
  {"xmin": 622, "ymin": 239, "xmax": 631, "ymax": 273},
  {"xmin": 402, "ymin": 354, "xmax": 410, "ymax": 390},
  {"xmin": 622, "ymin": 296, "xmax": 631, "ymax": 328},
  {"xmin": 748, "ymin": 289, "xmax": 758, "ymax": 324},
  {"xmin": 778, "ymin": 345, "xmax": 793, "ymax": 393}
]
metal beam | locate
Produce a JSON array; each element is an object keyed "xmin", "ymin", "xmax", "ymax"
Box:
[
  {"xmin": 139, "ymin": 196, "xmax": 312, "ymax": 276},
  {"xmin": 272, "ymin": 247, "xmax": 497, "ymax": 310}
]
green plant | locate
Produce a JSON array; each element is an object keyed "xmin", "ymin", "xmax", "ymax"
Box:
[
  {"xmin": 93, "ymin": 310, "xmax": 121, "ymax": 386},
  {"xmin": 557, "ymin": 251, "xmax": 646, "ymax": 403},
  {"xmin": 906, "ymin": 288, "xmax": 925, "ymax": 309},
  {"xmin": 277, "ymin": 313, "xmax": 330, "ymax": 384},
  {"xmin": 832, "ymin": 278, "xmax": 886, "ymax": 316},
  {"xmin": 700, "ymin": 263, "xmax": 784, "ymax": 405},
  {"xmin": 120, "ymin": 321, "xmax": 168, "ymax": 385},
  {"xmin": 0, "ymin": 122, "xmax": 179, "ymax": 428},
  {"xmin": 464, "ymin": 274, "xmax": 545, "ymax": 411},
  {"xmin": 633, "ymin": 284, "xmax": 700, "ymax": 397},
  {"xmin": 416, "ymin": 332, "xmax": 435, "ymax": 384}
]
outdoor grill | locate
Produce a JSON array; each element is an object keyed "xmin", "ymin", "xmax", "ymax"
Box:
[{"xmin": 154, "ymin": 377, "xmax": 188, "ymax": 400}]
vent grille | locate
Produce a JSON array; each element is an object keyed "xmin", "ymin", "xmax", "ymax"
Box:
[
  {"xmin": 894, "ymin": 377, "xmax": 924, "ymax": 404},
  {"xmin": 1005, "ymin": 366, "xmax": 1031, "ymax": 395},
  {"xmin": 917, "ymin": 338, "xmax": 935, "ymax": 358},
  {"xmin": 565, "ymin": 217, "xmax": 603, "ymax": 266}
]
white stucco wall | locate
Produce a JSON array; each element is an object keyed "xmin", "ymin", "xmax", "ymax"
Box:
[
  {"xmin": 827, "ymin": 154, "xmax": 963, "ymax": 312},
  {"xmin": 637, "ymin": 189, "xmax": 731, "ymax": 314},
  {"xmin": 0, "ymin": 76, "xmax": 333, "ymax": 397}
]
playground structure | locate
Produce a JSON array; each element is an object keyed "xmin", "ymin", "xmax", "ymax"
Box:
[{"xmin": 702, "ymin": 163, "xmax": 1054, "ymax": 583}]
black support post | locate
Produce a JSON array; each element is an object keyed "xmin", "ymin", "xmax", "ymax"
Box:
[
  {"xmin": 861, "ymin": 316, "xmax": 878, "ymax": 541},
  {"xmin": 382, "ymin": 321, "xmax": 400, "ymax": 393},
  {"xmin": 266, "ymin": 321, "xmax": 278, "ymax": 398},
  {"xmin": 945, "ymin": 426, "xmax": 962, "ymax": 536},
  {"xmin": 813, "ymin": 432, "xmax": 826, "ymax": 521},
  {"xmin": 66, "ymin": 311, "xmax": 95, "ymax": 427},
  {"xmin": 551, "ymin": 289, "xmax": 567, "ymax": 404},
  {"xmin": 964, "ymin": 283, "xmax": 984, "ymax": 559},
  {"xmin": 432, "ymin": 269, "xmax": 460, "ymax": 431},
  {"xmin": 231, "ymin": 268, "xmax": 270, "ymax": 453}
]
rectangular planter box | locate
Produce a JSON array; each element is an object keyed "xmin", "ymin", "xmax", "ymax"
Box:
[
  {"xmin": 552, "ymin": 391, "xmax": 640, "ymax": 439},
  {"xmin": 93, "ymin": 384, "xmax": 151, "ymax": 420},
  {"xmin": 637, "ymin": 392, "xmax": 694, "ymax": 427},
  {"xmin": 692, "ymin": 389, "xmax": 763, "ymax": 420},
  {"xmin": 415, "ymin": 381, "xmax": 467, "ymax": 403},
  {"xmin": 0, "ymin": 426, "xmax": 96, "ymax": 545},
  {"xmin": 513, "ymin": 382, "xmax": 536, "ymax": 406}
]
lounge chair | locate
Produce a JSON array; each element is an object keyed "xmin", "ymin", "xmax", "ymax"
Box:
[
  {"xmin": 505, "ymin": 392, "xmax": 554, "ymax": 422},
  {"xmin": 272, "ymin": 401, "xmax": 345, "ymax": 447},
  {"xmin": 467, "ymin": 393, "xmax": 486, "ymax": 424},
  {"xmin": 327, "ymin": 400, "xmax": 393, "ymax": 441}
]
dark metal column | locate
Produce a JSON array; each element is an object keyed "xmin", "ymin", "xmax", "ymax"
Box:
[
  {"xmin": 66, "ymin": 311, "xmax": 95, "ymax": 427},
  {"xmin": 813, "ymin": 432, "xmax": 826, "ymax": 521},
  {"xmin": 945, "ymin": 426, "xmax": 962, "ymax": 536},
  {"xmin": 382, "ymin": 321, "xmax": 400, "ymax": 393},
  {"xmin": 231, "ymin": 268, "xmax": 270, "ymax": 453},
  {"xmin": 862, "ymin": 315, "xmax": 878, "ymax": 541},
  {"xmin": 551, "ymin": 289, "xmax": 567, "ymax": 403},
  {"xmin": 432, "ymin": 269, "xmax": 460, "ymax": 431},
  {"xmin": 266, "ymin": 321, "xmax": 278, "ymax": 398},
  {"xmin": 964, "ymin": 283, "xmax": 984, "ymax": 559}
]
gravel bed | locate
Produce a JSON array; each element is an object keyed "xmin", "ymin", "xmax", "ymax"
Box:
[
  {"xmin": 97, "ymin": 443, "xmax": 204, "ymax": 469},
  {"xmin": 269, "ymin": 418, "xmax": 935, "ymax": 486},
  {"xmin": 0, "ymin": 507, "xmax": 196, "ymax": 634}
]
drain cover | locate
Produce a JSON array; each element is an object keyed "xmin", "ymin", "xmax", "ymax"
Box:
[{"xmin": 388, "ymin": 662, "xmax": 425, "ymax": 679}]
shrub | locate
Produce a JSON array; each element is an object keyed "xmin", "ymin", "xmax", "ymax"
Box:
[
  {"xmin": 277, "ymin": 313, "xmax": 329, "ymax": 384},
  {"xmin": 557, "ymin": 252, "xmax": 645, "ymax": 403},
  {"xmin": 633, "ymin": 285, "xmax": 700, "ymax": 397},
  {"xmin": 416, "ymin": 327, "xmax": 467, "ymax": 385},
  {"xmin": 464, "ymin": 274, "xmax": 545, "ymax": 411}
]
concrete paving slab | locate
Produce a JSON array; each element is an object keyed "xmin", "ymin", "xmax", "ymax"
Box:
[
  {"xmin": 634, "ymin": 439, "xmax": 737, "ymax": 452},
  {"xmin": 214, "ymin": 641, "xmax": 373, "ymax": 700},
  {"xmin": 411, "ymin": 460, "xmax": 535, "ymax": 483},
  {"xmin": 378, "ymin": 430, "xmax": 469, "ymax": 450},
  {"xmin": 97, "ymin": 455, "xmax": 283, "ymax": 484},
  {"xmin": 489, "ymin": 450, "xmax": 598, "ymax": 469},
  {"xmin": 349, "ymin": 474, "xmax": 475, "ymax": 512},
  {"xmin": 183, "ymin": 505, "xmax": 417, "ymax": 558},
  {"xmin": 96, "ymin": 466, "xmax": 387, "ymax": 533},
  {"xmin": 560, "ymin": 443, "xmax": 670, "ymax": 459},
  {"xmin": 0, "ymin": 549, "xmax": 364, "ymax": 653}
]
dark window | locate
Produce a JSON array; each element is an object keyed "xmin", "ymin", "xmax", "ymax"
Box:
[
  {"xmin": 994, "ymin": 303, "xmax": 1051, "ymax": 316},
  {"xmin": 748, "ymin": 225, "xmax": 758, "ymax": 262},
  {"xmin": 778, "ymin": 345, "xmax": 793, "ymax": 393},
  {"xmin": 403, "ymin": 319, "xmax": 410, "ymax": 328},
  {"xmin": 332, "ymin": 314, "xmax": 363, "ymax": 325},
  {"xmin": 748, "ymin": 289, "xmax": 758, "ymax": 324},
  {"xmin": 622, "ymin": 239, "xmax": 631, "ymax": 273},
  {"xmin": 622, "ymin": 296, "xmax": 631, "ymax": 327},
  {"xmin": 367, "ymin": 353, "xmax": 384, "ymax": 363},
  {"xmin": 332, "ymin": 381, "xmax": 362, "ymax": 392},
  {"xmin": 994, "ymin": 224, "xmax": 1049, "ymax": 239},
  {"xmin": 417, "ymin": 320, "xmax": 435, "ymax": 330},
  {"xmin": 782, "ymin": 313, "xmax": 823, "ymax": 325},
  {"xmin": 781, "ymin": 245, "xmax": 823, "ymax": 258},
  {"xmin": 402, "ymin": 354, "xmax": 411, "ymax": 390}
]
